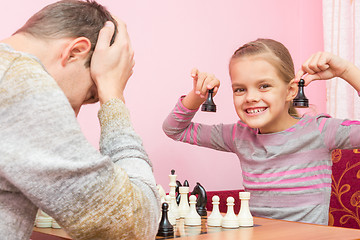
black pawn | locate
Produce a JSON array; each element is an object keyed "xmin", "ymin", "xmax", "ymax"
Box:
[
  {"xmin": 201, "ymin": 88, "xmax": 217, "ymax": 112},
  {"xmin": 157, "ymin": 202, "xmax": 174, "ymax": 237},
  {"xmin": 293, "ymin": 79, "xmax": 309, "ymax": 108},
  {"xmin": 183, "ymin": 180, "xmax": 189, "ymax": 187}
]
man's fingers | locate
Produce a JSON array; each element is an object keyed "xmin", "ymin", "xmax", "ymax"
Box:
[{"xmin": 95, "ymin": 21, "xmax": 115, "ymax": 50}]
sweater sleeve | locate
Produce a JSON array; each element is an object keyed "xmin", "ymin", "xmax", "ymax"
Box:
[
  {"xmin": 317, "ymin": 115, "xmax": 360, "ymax": 150},
  {"xmin": 0, "ymin": 53, "xmax": 160, "ymax": 239},
  {"xmin": 162, "ymin": 96, "xmax": 236, "ymax": 153}
]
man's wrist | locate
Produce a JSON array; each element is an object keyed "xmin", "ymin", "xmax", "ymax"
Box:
[{"xmin": 98, "ymin": 88, "xmax": 125, "ymax": 105}]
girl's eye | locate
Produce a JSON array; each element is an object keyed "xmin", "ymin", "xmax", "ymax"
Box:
[
  {"xmin": 234, "ymin": 88, "xmax": 245, "ymax": 94},
  {"xmin": 234, "ymin": 87, "xmax": 245, "ymax": 92},
  {"xmin": 260, "ymin": 84, "xmax": 270, "ymax": 90}
]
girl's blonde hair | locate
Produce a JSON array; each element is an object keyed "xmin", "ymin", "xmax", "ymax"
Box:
[{"xmin": 230, "ymin": 38, "xmax": 298, "ymax": 117}]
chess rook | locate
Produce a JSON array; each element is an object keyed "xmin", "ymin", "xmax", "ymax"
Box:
[
  {"xmin": 178, "ymin": 186, "xmax": 190, "ymax": 218},
  {"xmin": 184, "ymin": 195, "xmax": 201, "ymax": 226},
  {"xmin": 207, "ymin": 195, "xmax": 223, "ymax": 227},
  {"xmin": 238, "ymin": 192, "xmax": 253, "ymax": 227},
  {"xmin": 221, "ymin": 197, "xmax": 240, "ymax": 228}
]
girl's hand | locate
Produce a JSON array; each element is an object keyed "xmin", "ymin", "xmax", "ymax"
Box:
[
  {"xmin": 181, "ymin": 68, "xmax": 220, "ymax": 110},
  {"xmin": 191, "ymin": 68, "xmax": 220, "ymax": 98},
  {"xmin": 295, "ymin": 52, "xmax": 351, "ymax": 86}
]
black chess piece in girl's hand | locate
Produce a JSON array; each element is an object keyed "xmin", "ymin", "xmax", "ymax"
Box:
[
  {"xmin": 201, "ymin": 88, "xmax": 217, "ymax": 112},
  {"xmin": 293, "ymin": 79, "xmax": 309, "ymax": 108}
]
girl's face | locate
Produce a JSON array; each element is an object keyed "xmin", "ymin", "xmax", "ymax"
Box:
[{"xmin": 229, "ymin": 56, "xmax": 298, "ymax": 134}]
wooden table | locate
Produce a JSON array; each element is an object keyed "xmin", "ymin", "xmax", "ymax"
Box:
[{"xmin": 32, "ymin": 216, "xmax": 360, "ymax": 240}]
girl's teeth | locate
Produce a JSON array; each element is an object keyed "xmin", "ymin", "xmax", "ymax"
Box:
[{"xmin": 247, "ymin": 108, "xmax": 265, "ymax": 114}]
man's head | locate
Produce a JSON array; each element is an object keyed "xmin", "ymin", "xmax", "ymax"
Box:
[
  {"xmin": 15, "ymin": 0, "xmax": 117, "ymax": 68},
  {"xmin": 11, "ymin": 0, "xmax": 119, "ymax": 115}
]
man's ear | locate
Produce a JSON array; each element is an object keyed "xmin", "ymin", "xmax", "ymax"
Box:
[
  {"xmin": 60, "ymin": 37, "xmax": 91, "ymax": 67},
  {"xmin": 286, "ymin": 79, "xmax": 298, "ymax": 102}
]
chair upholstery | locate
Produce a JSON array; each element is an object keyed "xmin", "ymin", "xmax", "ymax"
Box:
[
  {"xmin": 206, "ymin": 190, "xmax": 242, "ymax": 214},
  {"xmin": 329, "ymin": 149, "xmax": 360, "ymax": 229}
]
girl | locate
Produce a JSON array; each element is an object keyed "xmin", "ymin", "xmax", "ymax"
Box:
[{"xmin": 162, "ymin": 38, "xmax": 360, "ymax": 225}]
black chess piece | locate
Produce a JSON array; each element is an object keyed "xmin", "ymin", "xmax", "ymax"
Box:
[
  {"xmin": 201, "ymin": 88, "xmax": 217, "ymax": 112},
  {"xmin": 157, "ymin": 202, "xmax": 174, "ymax": 237},
  {"xmin": 183, "ymin": 180, "xmax": 189, "ymax": 187},
  {"xmin": 175, "ymin": 180, "xmax": 182, "ymax": 205},
  {"xmin": 190, "ymin": 182, "xmax": 207, "ymax": 216},
  {"xmin": 293, "ymin": 79, "xmax": 309, "ymax": 108}
]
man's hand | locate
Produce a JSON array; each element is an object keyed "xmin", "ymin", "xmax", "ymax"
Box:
[{"xmin": 90, "ymin": 19, "xmax": 135, "ymax": 104}]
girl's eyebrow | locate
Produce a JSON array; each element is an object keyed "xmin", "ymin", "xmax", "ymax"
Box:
[
  {"xmin": 232, "ymin": 78, "xmax": 275, "ymax": 88},
  {"xmin": 232, "ymin": 83, "xmax": 245, "ymax": 88}
]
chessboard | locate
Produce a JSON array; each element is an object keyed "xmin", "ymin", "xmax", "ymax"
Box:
[{"xmin": 156, "ymin": 216, "xmax": 258, "ymax": 239}]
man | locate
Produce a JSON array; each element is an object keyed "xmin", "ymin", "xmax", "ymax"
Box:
[{"xmin": 0, "ymin": 0, "xmax": 160, "ymax": 239}]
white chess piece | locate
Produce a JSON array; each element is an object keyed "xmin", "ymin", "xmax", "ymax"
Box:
[
  {"xmin": 35, "ymin": 210, "xmax": 53, "ymax": 228},
  {"xmin": 207, "ymin": 195, "xmax": 223, "ymax": 227},
  {"xmin": 157, "ymin": 184, "xmax": 166, "ymax": 204},
  {"xmin": 221, "ymin": 197, "xmax": 240, "ymax": 228},
  {"xmin": 165, "ymin": 195, "xmax": 176, "ymax": 225},
  {"xmin": 238, "ymin": 192, "xmax": 253, "ymax": 227},
  {"xmin": 184, "ymin": 195, "xmax": 201, "ymax": 226},
  {"xmin": 51, "ymin": 219, "xmax": 61, "ymax": 229},
  {"xmin": 169, "ymin": 170, "xmax": 177, "ymax": 197},
  {"xmin": 178, "ymin": 186, "xmax": 190, "ymax": 218},
  {"xmin": 169, "ymin": 190, "xmax": 180, "ymax": 219}
]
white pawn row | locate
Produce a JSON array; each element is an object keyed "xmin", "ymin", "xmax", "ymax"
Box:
[{"xmin": 207, "ymin": 192, "xmax": 253, "ymax": 228}]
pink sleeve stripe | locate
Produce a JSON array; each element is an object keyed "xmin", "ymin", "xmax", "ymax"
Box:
[
  {"xmin": 180, "ymin": 128, "xmax": 187, "ymax": 142},
  {"xmin": 177, "ymin": 97, "xmax": 198, "ymax": 113},
  {"xmin": 173, "ymin": 110, "xmax": 193, "ymax": 121},
  {"xmin": 185, "ymin": 126, "xmax": 192, "ymax": 144},
  {"xmin": 285, "ymin": 128, "xmax": 296, "ymax": 132},
  {"xmin": 318, "ymin": 118, "xmax": 327, "ymax": 132},
  {"xmin": 243, "ymin": 174, "xmax": 331, "ymax": 186},
  {"xmin": 243, "ymin": 165, "xmax": 331, "ymax": 178},
  {"xmin": 182, "ymin": 123, "xmax": 199, "ymax": 144},
  {"xmin": 341, "ymin": 120, "xmax": 360, "ymax": 126},
  {"xmin": 173, "ymin": 103, "xmax": 195, "ymax": 120},
  {"xmin": 298, "ymin": 119, "xmax": 306, "ymax": 126},
  {"xmin": 193, "ymin": 123, "xmax": 199, "ymax": 145},
  {"xmin": 306, "ymin": 118, "xmax": 314, "ymax": 124},
  {"xmin": 246, "ymin": 182, "xmax": 331, "ymax": 192},
  {"xmin": 232, "ymin": 124, "xmax": 237, "ymax": 141}
]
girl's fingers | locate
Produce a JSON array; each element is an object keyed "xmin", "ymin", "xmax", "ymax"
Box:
[{"xmin": 191, "ymin": 68, "xmax": 199, "ymax": 79}]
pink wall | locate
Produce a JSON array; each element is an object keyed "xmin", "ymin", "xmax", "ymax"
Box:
[{"xmin": 1, "ymin": 0, "xmax": 324, "ymax": 192}]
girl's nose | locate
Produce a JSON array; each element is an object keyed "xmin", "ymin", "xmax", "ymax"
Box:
[{"xmin": 245, "ymin": 89, "xmax": 260, "ymax": 102}]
